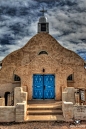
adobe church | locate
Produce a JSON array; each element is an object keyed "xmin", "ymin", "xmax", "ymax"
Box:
[{"xmin": 0, "ymin": 8, "xmax": 86, "ymax": 122}]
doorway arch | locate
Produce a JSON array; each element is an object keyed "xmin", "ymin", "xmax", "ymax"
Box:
[{"xmin": 4, "ymin": 92, "xmax": 10, "ymax": 106}]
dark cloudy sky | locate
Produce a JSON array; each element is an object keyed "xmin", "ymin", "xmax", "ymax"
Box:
[{"xmin": 0, "ymin": 0, "xmax": 86, "ymax": 61}]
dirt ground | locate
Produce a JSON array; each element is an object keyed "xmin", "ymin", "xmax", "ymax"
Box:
[{"xmin": 0, "ymin": 121, "xmax": 86, "ymax": 129}]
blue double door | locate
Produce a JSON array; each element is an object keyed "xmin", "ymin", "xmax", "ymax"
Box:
[{"xmin": 33, "ymin": 74, "xmax": 55, "ymax": 99}]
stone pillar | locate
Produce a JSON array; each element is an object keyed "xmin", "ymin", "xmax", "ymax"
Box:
[
  {"xmin": 14, "ymin": 87, "xmax": 27, "ymax": 106},
  {"xmin": 62, "ymin": 87, "xmax": 75, "ymax": 104},
  {"xmin": 15, "ymin": 102, "xmax": 26, "ymax": 122},
  {"xmin": 63, "ymin": 101, "xmax": 73, "ymax": 122}
]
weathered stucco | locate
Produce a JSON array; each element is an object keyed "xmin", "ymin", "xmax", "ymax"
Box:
[
  {"xmin": 15, "ymin": 54, "xmax": 73, "ymax": 100},
  {"xmin": 0, "ymin": 32, "xmax": 86, "ymax": 100}
]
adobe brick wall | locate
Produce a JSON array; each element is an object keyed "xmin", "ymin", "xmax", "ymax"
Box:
[
  {"xmin": 15, "ymin": 102, "xmax": 26, "ymax": 122},
  {"xmin": 73, "ymin": 105, "xmax": 86, "ymax": 120},
  {"xmin": 0, "ymin": 106, "xmax": 15, "ymax": 122},
  {"xmin": 15, "ymin": 54, "xmax": 73, "ymax": 100},
  {"xmin": 62, "ymin": 101, "xmax": 73, "ymax": 122},
  {"xmin": 0, "ymin": 83, "xmax": 21, "ymax": 97},
  {"xmin": 0, "ymin": 32, "xmax": 86, "ymax": 100},
  {"xmin": 0, "ymin": 87, "xmax": 27, "ymax": 122},
  {"xmin": 0, "ymin": 103, "xmax": 26, "ymax": 122}
]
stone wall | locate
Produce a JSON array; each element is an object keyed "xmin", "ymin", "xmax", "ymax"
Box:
[
  {"xmin": 15, "ymin": 101, "xmax": 27, "ymax": 122},
  {"xmin": 62, "ymin": 101, "xmax": 73, "ymax": 122},
  {"xmin": 73, "ymin": 105, "xmax": 86, "ymax": 120},
  {"xmin": 62, "ymin": 87, "xmax": 86, "ymax": 121},
  {"xmin": 0, "ymin": 106, "xmax": 15, "ymax": 122},
  {"xmin": 0, "ymin": 83, "xmax": 21, "ymax": 97},
  {"xmin": 0, "ymin": 102, "xmax": 26, "ymax": 122},
  {"xmin": 62, "ymin": 101, "xmax": 86, "ymax": 121},
  {"xmin": 0, "ymin": 87, "xmax": 27, "ymax": 122}
]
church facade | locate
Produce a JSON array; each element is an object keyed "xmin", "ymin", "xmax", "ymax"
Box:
[{"xmin": 0, "ymin": 9, "xmax": 86, "ymax": 122}]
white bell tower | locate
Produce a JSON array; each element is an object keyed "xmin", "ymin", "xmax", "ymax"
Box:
[{"xmin": 38, "ymin": 7, "xmax": 49, "ymax": 33}]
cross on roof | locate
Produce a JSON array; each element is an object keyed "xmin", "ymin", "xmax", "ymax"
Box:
[{"xmin": 40, "ymin": 7, "xmax": 47, "ymax": 16}]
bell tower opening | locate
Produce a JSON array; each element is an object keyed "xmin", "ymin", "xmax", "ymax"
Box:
[{"xmin": 41, "ymin": 23, "xmax": 46, "ymax": 31}]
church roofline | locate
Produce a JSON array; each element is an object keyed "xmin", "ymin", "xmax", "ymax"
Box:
[{"xmin": 1, "ymin": 32, "xmax": 85, "ymax": 65}]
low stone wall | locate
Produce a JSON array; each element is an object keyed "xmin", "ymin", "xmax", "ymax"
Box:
[
  {"xmin": 0, "ymin": 87, "xmax": 27, "ymax": 122},
  {"xmin": 62, "ymin": 101, "xmax": 73, "ymax": 122},
  {"xmin": 62, "ymin": 101, "xmax": 86, "ymax": 121},
  {"xmin": 0, "ymin": 101, "xmax": 27, "ymax": 122},
  {"xmin": 15, "ymin": 101, "xmax": 27, "ymax": 122},
  {"xmin": 73, "ymin": 105, "xmax": 86, "ymax": 120},
  {"xmin": 0, "ymin": 98, "xmax": 5, "ymax": 106},
  {"xmin": 0, "ymin": 106, "xmax": 15, "ymax": 122},
  {"xmin": 14, "ymin": 87, "xmax": 27, "ymax": 122}
]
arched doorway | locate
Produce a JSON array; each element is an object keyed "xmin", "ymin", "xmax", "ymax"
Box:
[{"xmin": 4, "ymin": 92, "xmax": 10, "ymax": 106}]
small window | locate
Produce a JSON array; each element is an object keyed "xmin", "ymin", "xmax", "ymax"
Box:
[
  {"xmin": 41, "ymin": 23, "xmax": 46, "ymax": 31},
  {"xmin": 38, "ymin": 51, "xmax": 48, "ymax": 55},
  {"xmin": 14, "ymin": 74, "xmax": 21, "ymax": 81},
  {"xmin": 67, "ymin": 74, "xmax": 73, "ymax": 81}
]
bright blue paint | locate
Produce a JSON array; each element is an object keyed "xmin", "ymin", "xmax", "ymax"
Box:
[
  {"xmin": 44, "ymin": 74, "xmax": 55, "ymax": 99},
  {"xmin": 33, "ymin": 74, "xmax": 55, "ymax": 99},
  {"xmin": 33, "ymin": 74, "xmax": 43, "ymax": 99}
]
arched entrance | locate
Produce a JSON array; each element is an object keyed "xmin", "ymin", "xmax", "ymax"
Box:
[{"xmin": 4, "ymin": 92, "xmax": 10, "ymax": 106}]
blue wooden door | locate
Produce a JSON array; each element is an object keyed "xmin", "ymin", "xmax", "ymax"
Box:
[
  {"xmin": 33, "ymin": 74, "xmax": 43, "ymax": 99},
  {"xmin": 44, "ymin": 74, "xmax": 55, "ymax": 99},
  {"xmin": 33, "ymin": 74, "xmax": 55, "ymax": 99}
]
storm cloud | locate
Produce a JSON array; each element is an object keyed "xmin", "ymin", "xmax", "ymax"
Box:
[{"xmin": 0, "ymin": 0, "xmax": 86, "ymax": 60}]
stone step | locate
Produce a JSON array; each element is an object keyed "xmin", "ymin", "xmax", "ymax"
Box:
[
  {"xmin": 27, "ymin": 109, "xmax": 63, "ymax": 115},
  {"xmin": 26, "ymin": 115, "xmax": 65, "ymax": 121},
  {"xmin": 27, "ymin": 105, "xmax": 62, "ymax": 110}
]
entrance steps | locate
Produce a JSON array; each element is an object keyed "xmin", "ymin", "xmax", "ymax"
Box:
[{"xmin": 26, "ymin": 101, "xmax": 65, "ymax": 121}]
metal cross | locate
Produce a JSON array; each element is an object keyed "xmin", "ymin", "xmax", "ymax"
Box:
[{"xmin": 40, "ymin": 7, "xmax": 47, "ymax": 16}]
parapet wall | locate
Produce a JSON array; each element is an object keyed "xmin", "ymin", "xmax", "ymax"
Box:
[
  {"xmin": 73, "ymin": 105, "xmax": 86, "ymax": 120},
  {"xmin": 0, "ymin": 87, "xmax": 27, "ymax": 122},
  {"xmin": 62, "ymin": 87, "xmax": 86, "ymax": 121},
  {"xmin": 0, "ymin": 106, "xmax": 15, "ymax": 122}
]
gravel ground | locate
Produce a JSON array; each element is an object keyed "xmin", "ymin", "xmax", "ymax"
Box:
[{"xmin": 0, "ymin": 121, "xmax": 86, "ymax": 129}]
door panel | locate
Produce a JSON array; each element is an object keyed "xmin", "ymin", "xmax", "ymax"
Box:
[
  {"xmin": 33, "ymin": 74, "xmax": 55, "ymax": 99},
  {"xmin": 44, "ymin": 75, "xmax": 55, "ymax": 99},
  {"xmin": 33, "ymin": 74, "xmax": 43, "ymax": 99}
]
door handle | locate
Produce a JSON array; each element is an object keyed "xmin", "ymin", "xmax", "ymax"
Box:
[{"xmin": 44, "ymin": 86, "xmax": 45, "ymax": 90}]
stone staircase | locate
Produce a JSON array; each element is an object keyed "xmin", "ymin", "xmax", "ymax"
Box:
[{"xmin": 26, "ymin": 101, "xmax": 65, "ymax": 121}]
